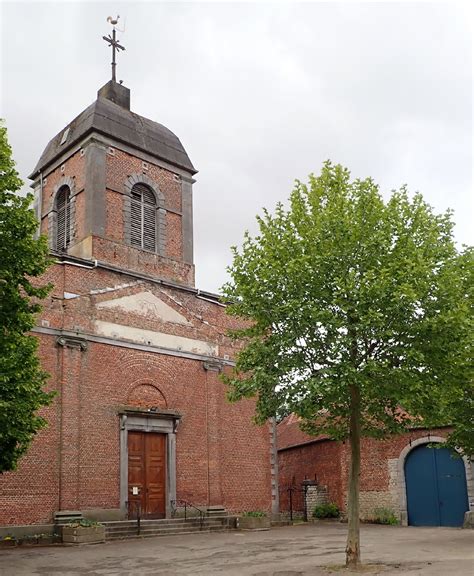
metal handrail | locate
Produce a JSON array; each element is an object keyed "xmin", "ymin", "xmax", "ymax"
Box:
[
  {"xmin": 127, "ymin": 500, "xmax": 141, "ymax": 535},
  {"xmin": 171, "ymin": 499, "xmax": 205, "ymax": 529}
]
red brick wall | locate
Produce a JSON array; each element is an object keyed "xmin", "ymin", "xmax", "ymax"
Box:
[
  {"xmin": 39, "ymin": 150, "xmax": 86, "ymax": 232},
  {"xmin": 0, "ymin": 261, "xmax": 272, "ymax": 525},
  {"xmin": 106, "ymin": 149, "xmax": 182, "ymax": 213},
  {"xmin": 2, "ymin": 128, "xmax": 272, "ymax": 526},
  {"xmin": 278, "ymin": 440, "xmax": 345, "ymax": 510},
  {"xmin": 278, "ymin": 426, "xmax": 452, "ymax": 518},
  {"xmin": 340, "ymin": 428, "xmax": 451, "ymax": 502},
  {"xmin": 218, "ymin": 367, "xmax": 272, "ymax": 513},
  {"xmin": 91, "ymin": 237, "xmax": 194, "ymax": 286},
  {"xmin": 105, "ymin": 148, "xmax": 184, "ymax": 262},
  {"xmin": 0, "ymin": 335, "xmax": 61, "ymax": 525},
  {"xmin": 38, "ymin": 144, "xmax": 194, "ymax": 286},
  {"xmin": 105, "ymin": 189, "xmax": 123, "ymax": 242},
  {"xmin": 0, "ymin": 341, "xmax": 271, "ymax": 525}
]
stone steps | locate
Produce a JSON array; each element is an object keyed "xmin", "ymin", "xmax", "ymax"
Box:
[
  {"xmin": 104, "ymin": 517, "xmax": 226, "ymax": 530},
  {"xmin": 271, "ymin": 520, "xmax": 292, "ymax": 527},
  {"xmin": 106, "ymin": 525, "xmax": 227, "ymax": 540},
  {"xmin": 105, "ymin": 520, "xmax": 223, "ymax": 533},
  {"xmin": 103, "ymin": 516, "xmax": 235, "ymax": 541}
]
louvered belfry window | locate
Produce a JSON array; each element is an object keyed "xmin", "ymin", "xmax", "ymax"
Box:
[
  {"xmin": 130, "ymin": 183, "xmax": 157, "ymax": 251},
  {"xmin": 56, "ymin": 185, "xmax": 71, "ymax": 251}
]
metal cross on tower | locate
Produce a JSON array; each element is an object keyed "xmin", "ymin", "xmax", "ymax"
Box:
[{"xmin": 103, "ymin": 16, "xmax": 125, "ymax": 82}]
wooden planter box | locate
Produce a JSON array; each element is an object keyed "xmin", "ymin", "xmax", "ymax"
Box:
[
  {"xmin": 62, "ymin": 525, "xmax": 105, "ymax": 544},
  {"xmin": 237, "ymin": 516, "xmax": 270, "ymax": 530}
]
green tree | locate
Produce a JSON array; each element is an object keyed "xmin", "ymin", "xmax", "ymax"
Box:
[
  {"xmin": 421, "ymin": 246, "xmax": 474, "ymax": 457},
  {"xmin": 0, "ymin": 121, "xmax": 54, "ymax": 473},
  {"xmin": 222, "ymin": 162, "xmax": 472, "ymax": 567}
]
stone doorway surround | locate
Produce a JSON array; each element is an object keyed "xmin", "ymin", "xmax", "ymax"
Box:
[
  {"xmin": 120, "ymin": 408, "xmax": 181, "ymax": 519},
  {"xmin": 397, "ymin": 436, "xmax": 474, "ymax": 526}
]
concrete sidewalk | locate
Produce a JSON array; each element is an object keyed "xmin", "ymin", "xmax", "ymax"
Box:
[{"xmin": 0, "ymin": 523, "xmax": 472, "ymax": 575}]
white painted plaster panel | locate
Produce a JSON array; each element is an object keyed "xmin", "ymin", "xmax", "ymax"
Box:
[
  {"xmin": 97, "ymin": 291, "xmax": 191, "ymax": 325},
  {"xmin": 95, "ymin": 320, "xmax": 217, "ymax": 356},
  {"xmin": 64, "ymin": 292, "xmax": 80, "ymax": 300}
]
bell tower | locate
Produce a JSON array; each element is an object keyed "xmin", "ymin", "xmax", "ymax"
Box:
[{"xmin": 30, "ymin": 23, "xmax": 197, "ymax": 287}]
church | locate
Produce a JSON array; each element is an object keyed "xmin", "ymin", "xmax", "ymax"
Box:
[{"xmin": 0, "ymin": 59, "xmax": 277, "ymax": 526}]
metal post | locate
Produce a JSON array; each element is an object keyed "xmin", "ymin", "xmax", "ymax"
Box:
[
  {"xmin": 111, "ymin": 28, "xmax": 117, "ymax": 82},
  {"xmin": 289, "ymin": 487, "xmax": 293, "ymax": 523},
  {"xmin": 136, "ymin": 501, "xmax": 141, "ymax": 536}
]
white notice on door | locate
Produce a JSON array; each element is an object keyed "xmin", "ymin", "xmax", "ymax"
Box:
[{"xmin": 132, "ymin": 486, "xmax": 139, "ymax": 495}]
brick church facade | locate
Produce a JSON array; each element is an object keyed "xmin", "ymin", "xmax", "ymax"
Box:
[{"xmin": 0, "ymin": 80, "xmax": 277, "ymax": 526}]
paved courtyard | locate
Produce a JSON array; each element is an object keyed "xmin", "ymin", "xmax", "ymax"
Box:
[{"xmin": 0, "ymin": 523, "xmax": 473, "ymax": 576}]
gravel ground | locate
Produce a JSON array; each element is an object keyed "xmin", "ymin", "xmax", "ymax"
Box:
[{"xmin": 0, "ymin": 522, "xmax": 473, "ymax": 576}]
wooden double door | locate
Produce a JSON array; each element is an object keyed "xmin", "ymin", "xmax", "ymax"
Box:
[
  {"xmin": 128, "ymin": 431, "xmax": 167, "ymax": 519},
  {"xmin": 405, "ymin": 445, "xmax": 468, "ymax": 526}
]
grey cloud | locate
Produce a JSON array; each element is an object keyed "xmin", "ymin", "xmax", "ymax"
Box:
[{"xmin": 1, "ymin": 2, "xmax": 471, "ymax": 294}]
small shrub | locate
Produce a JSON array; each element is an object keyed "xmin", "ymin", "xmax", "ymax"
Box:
[
  {"xmin": 371, "ymin": 507, "xmax": 399, "ymax": 525},
  {"xmin": 242, "ymin": 511, "xmax": 267, "ymax": 518},
  {"xmin": 2, "ymin": 534, "xmax": 16, "ymax": 542},
  {"xmin": 313, "ymin": 502, "xmax": 340, "ymax": 519},
  {"xmin": 66, "ymin": 518, "xmax": 102, "ymax": 528}
]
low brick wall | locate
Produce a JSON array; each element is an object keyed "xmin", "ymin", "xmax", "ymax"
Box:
[{"xmin": 0, "ymin": 524, "xmax": 56, "ymax": 540}]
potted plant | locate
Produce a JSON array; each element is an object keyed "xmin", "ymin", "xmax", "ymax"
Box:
[
  {"xmin": 62, "ymin": 519, "xmax": 105, "ymax": 544},
  {"xmin": 237, "ymin": 511, "xmax": 271, "ymax": 530}
]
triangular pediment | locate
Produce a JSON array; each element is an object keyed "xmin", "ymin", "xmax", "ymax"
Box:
[{"xmin": 97, "ymin": 291, "xmax": 191, "ymax": 325}]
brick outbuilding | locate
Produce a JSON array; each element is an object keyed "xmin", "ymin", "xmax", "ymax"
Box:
[
  {"xmin": 277, "ymin": 414, "xmax": 473, "ymax": 527},
  {"xmin": 0, "ymin": 79, "xmax": 276, "ymax": 527}
]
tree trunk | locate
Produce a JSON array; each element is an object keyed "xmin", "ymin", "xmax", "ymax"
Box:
[{"xmin": 346, "ymin": 383, "xmax": 361, "ymax": 567}]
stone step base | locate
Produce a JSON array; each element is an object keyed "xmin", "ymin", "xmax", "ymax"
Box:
[
  {"xmin": 104, "ymin": 516, "xmax": 236, "ymax": 541},
  {"xmin": 206, "ymin": 506, "xmax": 227, "ymax": 516},
  {"xmin": 106, "ymin": 525, "xmax": 230, "ymax": 540},
  {"xmin": 105, "ymin": 519, "xmax": 224, "ymax": 532}
]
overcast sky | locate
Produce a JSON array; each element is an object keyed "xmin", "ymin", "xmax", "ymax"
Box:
[{"xmin": 1, "ymin": 1, "xmax": 472, "ymax": 293}]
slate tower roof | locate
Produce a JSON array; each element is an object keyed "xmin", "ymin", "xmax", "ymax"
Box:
[{"xmin": 29, "ymin": 80, "xmax": 196, "ymax": 179}]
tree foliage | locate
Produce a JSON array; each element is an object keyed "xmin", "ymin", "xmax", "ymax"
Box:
[
  {"xmin": 421, "ymin": 246, "xmax": 474, "ymax": 456},
  {"xmin": 222, "ymin": 161, "xmax": 472, "ymax": 564},
  {"xmin": 0, "ymin": 121, "xmax": 54, "ymax": 473}
]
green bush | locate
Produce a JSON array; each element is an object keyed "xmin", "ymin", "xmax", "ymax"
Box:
[
  {"xmin": 371, "ymin": 507, "xmax": 399, "ymax": 525},
  {"xmin": 242, "ymin": 511, "xmax": 267, "ymax": 518},
  {"xmin": 312, "ymin": 502, "xmax": 340, "ymax": 518},
  {"xmin": 66, "ymin": 518, "xmax": 102, "ymax": 528}
]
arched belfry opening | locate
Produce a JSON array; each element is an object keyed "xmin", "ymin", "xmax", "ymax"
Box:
[
  {"xmin": 56, "ymin": 185, "xmax": 71, "ymax": 251},
  {"xmin": 130, "ymin": 183, "xmax": 157, "ymax": 251}
]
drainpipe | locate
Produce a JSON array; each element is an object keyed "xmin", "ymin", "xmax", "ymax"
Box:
[{"xmin": 37, "ymin": 172, "xmax": 43, "ymax": 237}]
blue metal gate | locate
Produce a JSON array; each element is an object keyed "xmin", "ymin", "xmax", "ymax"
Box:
[{"xmin": 405, "ymin": 444, "xmax": 469, "ymax": 527}]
